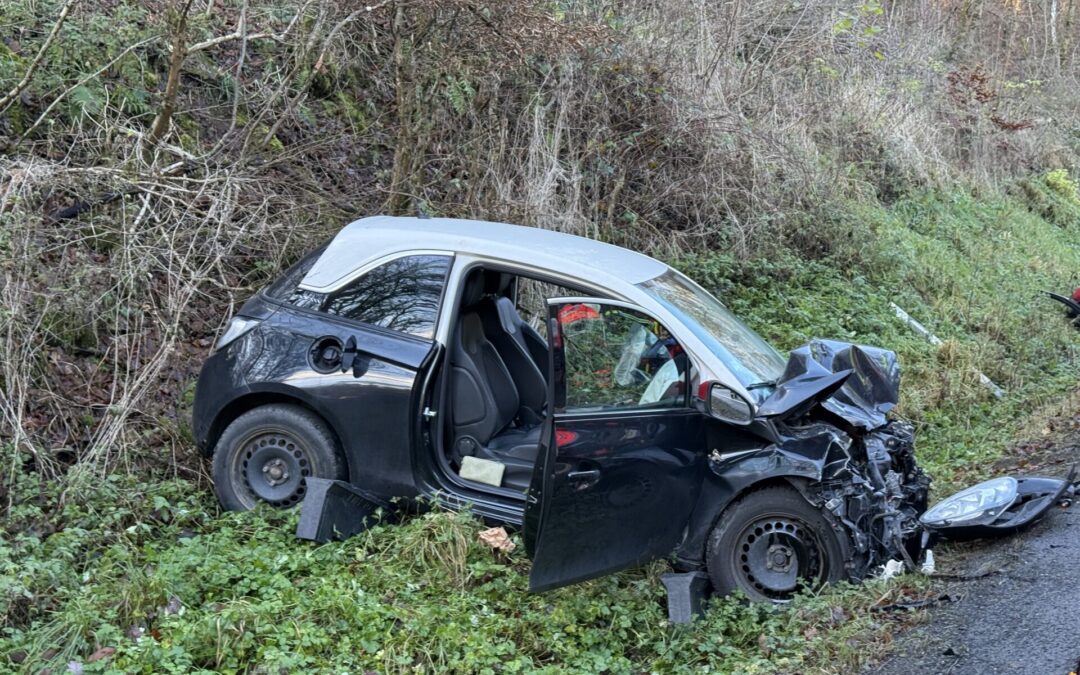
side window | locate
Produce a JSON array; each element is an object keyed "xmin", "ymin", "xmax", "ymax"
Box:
[
  {"xmin": 321, "ymin": 254, "xmax": 451, "ymax": 339},
  {"xmin": 558, "ymin": 303, "xmax": 687, "ymax": 411},
  {"xmin": 516, "ymin": 276, "xmax": 589, "ymax": 339}
]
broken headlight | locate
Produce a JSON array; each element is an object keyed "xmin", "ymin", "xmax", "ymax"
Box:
[
  {"xmin": 214, "ymin": 316, "xmax": 262, "ymax": 352},
  {"xmin": 919, "ymin": 476, "xmax": 1018, "ymax": 528}
]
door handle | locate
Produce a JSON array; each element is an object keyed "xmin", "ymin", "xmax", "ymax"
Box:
[{"xmin": 567, "ymin": 469, "xmax": 600, "ymax": 481}]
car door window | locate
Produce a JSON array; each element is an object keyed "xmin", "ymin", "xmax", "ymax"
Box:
[
  {"xmin": 516, "ymin": 277, "xmax": 585, "ymax": 338},
  {"xmin": 321, "ymin": 254, "xmax": 451, "ymax": 339},
  {"xmin": 559, "ymin": 303, "xmax": 686, "ymax": 411},
  {"xmin": 265, "ymin": 243, "xmax": 328, "ymax": 301}
]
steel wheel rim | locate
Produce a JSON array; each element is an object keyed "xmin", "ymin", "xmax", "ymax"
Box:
[
  {"xmin": 230, "ymin": 428, "xmax": 314, "ymax": 509},
  {"xmin": 731, "ymin": 514, "xmax": 827, "ymax": 601}
]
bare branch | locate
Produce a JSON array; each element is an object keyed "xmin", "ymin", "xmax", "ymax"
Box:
[
  {"xmin": 186, "ymin": 30, "xmax": 278, "ymax": 53},
  {"xmin": 206, "ymin": 0, "xmax": 248, "ymax": 157},
  {"xmin": 183, "ymin": 3, "xmax": 306, "ymax": 53},
  {"xmin": 364, "ymin": 0, "xmax": 397, "ymax": 13},
  {"xmin": 0, "ymin": 0, "xmax": 79, "ymax": 113}
]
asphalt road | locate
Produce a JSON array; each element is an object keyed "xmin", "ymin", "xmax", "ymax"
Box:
[{"xmin": 870, "ymin": 477, "xmax": 1080, "ymax": 675}]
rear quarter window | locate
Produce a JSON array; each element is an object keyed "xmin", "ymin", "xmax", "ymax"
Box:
[{"xmin": 321, "ymin": 254, "xmax": 451, "ymax": 339}]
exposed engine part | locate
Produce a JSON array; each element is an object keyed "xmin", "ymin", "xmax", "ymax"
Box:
[
  {"xmin": 699, "ymin": 338, "xmax": 1072, "ymax": 601},
  {"xmin": 807, "ymin": 419, "xmax": 930, "ymax": 580}
]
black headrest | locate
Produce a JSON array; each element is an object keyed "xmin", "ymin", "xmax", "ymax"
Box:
[
  {"xmin": 483, "ymin": 272, "xmax": 513, "ymax": 296},
  {"xmin": 461, "ymin": 272, "xmax": 486, "ymax": 307},
  {"xmin": 494, "ymin": 296, "xmax": 522, "ymax": 335}
]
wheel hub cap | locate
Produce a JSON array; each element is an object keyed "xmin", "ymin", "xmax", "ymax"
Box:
[
  {"xmin": 735, "ymin": 516, "xmax": 823, "ymax": 601},
  {"xmin": 766, "ymin": 544, "xmax": 794, "ymax": 573},
  {"xmin": 237, "ymin": 431, "xmax": 312, "ymax": 507},
  {"xmin": 262, "ymin": 458, "xmax": 289, "ymax": 486}
]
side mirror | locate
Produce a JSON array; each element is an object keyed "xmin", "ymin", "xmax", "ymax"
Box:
[{"xmin": 706, "ymin": 382, "xmax": 754, "ymax": 425}]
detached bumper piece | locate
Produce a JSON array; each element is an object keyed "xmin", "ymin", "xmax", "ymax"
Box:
[
  {"xmin": 296, "ymin": 478, "xmax": 397, "ymax": 543},
  {"xmin": 661, "ymin": 571, "xmax": 711, "ymax": 624}
]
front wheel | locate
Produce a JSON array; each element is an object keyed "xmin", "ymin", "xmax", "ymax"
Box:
[
  {"xmin": 212, "ymin": 403, "xmax": 345, "ymax": 511},
  {"xmin": 705, "ymin": 486, "xmax": 848, "ymax": 603}
]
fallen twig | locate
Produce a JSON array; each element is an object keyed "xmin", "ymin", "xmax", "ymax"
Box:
[
  {"xmin": 889, "ymin": 302, "xmax": 1005, "ymax": 399},
  {"xmin": 0, "ymin": 0, "xmax": 79, "ymax": 113}
]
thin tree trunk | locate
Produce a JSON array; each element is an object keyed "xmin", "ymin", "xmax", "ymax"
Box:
[
  {"xmin": 1062, "ymin": 0, "xmax": 1076, "ymax": 66},
  {"xmin": 388, "ymin": 5, "xmax": 414, "ymax": 215},
  {"xmin": 1052, "ymin": 0, "xmax": 1060, "ymax": 59},
  {"xmin": 147, "ymin": 0, "xmax": 195, "ymax": 151}
]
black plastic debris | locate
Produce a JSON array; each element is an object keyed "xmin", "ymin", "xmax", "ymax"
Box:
[
  {"xmin": 660, "ymin": 571, "xmax": 711, "ymax": 624},
  {"xmin": 872, "ymin": 593, "xmax": 956, "ymax": 613},
  {"xmin": 1044, "ymin": 290, "xmax": 1080, "ymax": 329},
  {"xmin": 1044, "ymin": 290, "xmax": 1080, "ymax": 317},
  {"xmin": 296, "ymin": 478, "xmax": 396, "ymax": 543}
]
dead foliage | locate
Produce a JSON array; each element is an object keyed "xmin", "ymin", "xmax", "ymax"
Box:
[{"xmin": 1, "ymin": 0, "xmax": 1078, "ymax": 487}]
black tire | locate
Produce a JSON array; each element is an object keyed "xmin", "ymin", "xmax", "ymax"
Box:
[
  {"xmin": 705, "ymin": 486, "xmax": 848, "ymax": 603},
  {"xmin": 212, "ymin": 404, "xmax": 345, "ymax": 511}
]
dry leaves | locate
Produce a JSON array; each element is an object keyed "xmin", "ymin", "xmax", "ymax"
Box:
[
  {"xmin": 477, "ymin": 526, "xmax": 515, "ymax": 553},
  {"xmin": 87, "ymin": 647, "xmax": 116, "ymax": 663}
]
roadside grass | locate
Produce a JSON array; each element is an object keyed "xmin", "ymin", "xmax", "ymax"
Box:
[
  {"xmin": 2, "ymin": 182, "xmax": 1079, "ymax": 674},
  {"xmin": 1, "ymin": 471, "xmax": 927, "ymax": 674}
]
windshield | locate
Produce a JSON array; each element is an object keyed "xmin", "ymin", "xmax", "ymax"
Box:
[{"xmin": 638, "ymin": 269, "xmax": 787, "ymax": 395}]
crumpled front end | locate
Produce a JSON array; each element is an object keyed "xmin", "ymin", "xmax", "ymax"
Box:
[
  {"xmin": 810, "ymin": 419, "xmax": 930, "ymax": 579},
  {"xmin": 762, "ymin": 339, "xmax": 931, "ymax": 579}
]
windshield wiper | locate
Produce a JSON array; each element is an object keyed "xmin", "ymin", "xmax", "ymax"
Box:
[{"xmin": 746, "ymin": 379, "xmax": 777, "ymax": 391}]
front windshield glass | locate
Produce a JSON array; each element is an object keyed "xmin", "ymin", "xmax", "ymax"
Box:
[{"xmin": 638, "ymin": 269, "xmax": 787, "ymax": 395}]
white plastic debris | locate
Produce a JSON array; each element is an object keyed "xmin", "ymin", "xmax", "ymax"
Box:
[
  {"xmin": 889, "ymin": 303, "xmax": 1004, "ymax": 399},
  {"xmin": 920, "ymin": 549, "xmax": 936, "ymax": 575},
  {"xmin": 878, "ymin": 558, "xmax": 905, "ymax": 580},
  {"xmin": 459, "ymin": 456, "xmax": 505, "ymax": 487}
]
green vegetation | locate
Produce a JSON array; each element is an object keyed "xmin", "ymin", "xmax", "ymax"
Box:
[
  {"xmin": 4, "ymin": 0, "xmax": 1080, "ymax": 672},
  {"xmin": 4, "ymin": 183, "xmax": 1077, "ymax": 673},
  {"xmin": 2, "ymin": 471, "xmax": 924, "ymax": 674}
]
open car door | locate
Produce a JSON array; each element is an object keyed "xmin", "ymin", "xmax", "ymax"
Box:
[{"xmin": 525, "ymin": 298, "xmax": 707, "ymax": 592}]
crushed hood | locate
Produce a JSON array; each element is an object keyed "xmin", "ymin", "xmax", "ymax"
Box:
[{"xmin": 761, "ymin": 339, "xmax": 900, "ymax": 430}]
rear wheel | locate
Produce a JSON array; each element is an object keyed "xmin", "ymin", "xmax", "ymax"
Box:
[
  {"xmin": 212, "ymin": 404, "xmax": 345, "ymax": 511},
  {"xmin": 705, "ymin": 486, "xmax": 848, "ymax": 602}
]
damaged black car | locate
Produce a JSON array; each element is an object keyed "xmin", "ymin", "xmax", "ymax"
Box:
[{"xmin": 193, "ymin": 216, "xmax": 1068, "ymax": 604}]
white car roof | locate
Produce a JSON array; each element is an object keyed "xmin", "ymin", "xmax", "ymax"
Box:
[
  {"xmin": 298, "ymin": 215, "xmax": 756, "ymax": 403},
  {"xmin": 299, "ymin": 216, "xmax": 668, "ymax": 292}
]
